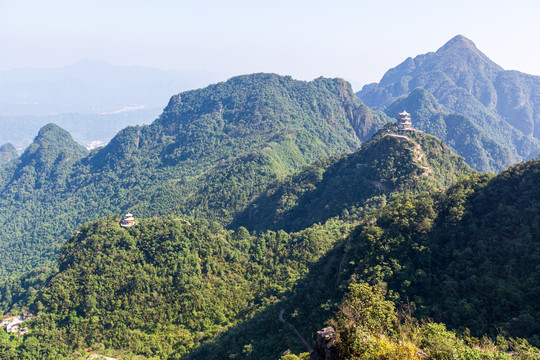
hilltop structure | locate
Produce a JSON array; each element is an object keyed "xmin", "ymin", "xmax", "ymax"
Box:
[
  {"xmin": 397, "ymin": 110, "xmax": 413, "ymax": 131},
  {"xmin": 120, "ymin": 213, "xmax": 136, "ymax": 227}
]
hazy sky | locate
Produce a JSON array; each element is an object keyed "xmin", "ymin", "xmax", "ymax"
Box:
[{"xmin": 1, "ymin": 0, "xmax": 539, "ymax": 88}]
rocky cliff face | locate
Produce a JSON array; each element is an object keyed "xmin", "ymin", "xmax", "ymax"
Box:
[{"xmin": 310, "ymin": 327, "xmax": 337, "ymax": 360}]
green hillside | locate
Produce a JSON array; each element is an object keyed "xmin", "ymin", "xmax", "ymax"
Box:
[
  {"xmin": 1, "ymin": 64, "xmax": 539, "ymax": 360},
  {"xmin": 358, "ymin": 35, "xmax": 540, "ymax": 172},
  {"xmin": 342, "ymin": 158, "xmax": 540, "ymax": 344},
  {"xmin": 191, "ymin": 158, "xmax": 540, "ymax": 360},
  {"xmin": 0, "ymin": 128, "xmax": 472, "ymax": 359},
  {"xmin": 0, "ymin": 140, "xmax": 538, "ymax": 359},
  {"xmin": 0, "ymin": 216, "xmax": 348, "ymax": 359},
  {"xmin": 0, "ymin": 74, "xmax": 390, "ymax": 280},
  {"xmin": 0, "ymin": 125, "xmax": 89, "ymax": 277},
  {"xmin": 233, "ymin": 127, "xmax": 472, "ymax": 232}
]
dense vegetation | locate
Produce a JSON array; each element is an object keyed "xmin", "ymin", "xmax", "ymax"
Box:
[
  {"xmin": 358, "ymin": 35, "xmax": 540, "ymax": 172},
  {"xmin": 0, "ymin": 124, "xmax": 88, "ymax": 278},
  {"xmin": 0, "ymin": 127, "xmax": 467, "ymax": 358},
  {"xmin": 0, "ymin": 150, "xmax": 538, "ymax": 359},
  {"xmin": 233, "ymin": 127, "xmax": 472, "ymax": 232},
  {"xmin": 286, "ymin": 282, "xmax": 540, "ymax": 360},
  {"xmin": 0, "ymin": 216, "xmax": 350, "ymax": 359},
  {"xmin": 188, "ymin": 159, "xmax": 540, "ymax": 359},
  {"xmin": 0, "ymin": 74, "xmax": 391, "ymax": 280},
  {"xmin": 1, "ymin": 47, "xmax": 540, "ymax": 359},
  {"xmin": 341, "ymin": 159, "xmax": 540, "ymax": 344}
]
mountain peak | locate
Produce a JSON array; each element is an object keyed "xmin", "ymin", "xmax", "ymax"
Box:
[
  {"xmin": 20, "ymin": 123, "xmax": 88, "ymax": 167},
  {"xmin": 435, "ymin": 35, "xmax": 500, "ymax": 70},
  {"xmin": 34, "ymin": 123, "xmax": 79, "ymax": 145},
  {"xmin": 0, "ymin": 143, "xmax": 18, "ymax": 165},
  {"xmin": 0, "ymin": 143, "xmax": 17, "ymax": 155},
  {"xmin": 438, "ymin": 34, "xmax": 478, "ymax": 52}
]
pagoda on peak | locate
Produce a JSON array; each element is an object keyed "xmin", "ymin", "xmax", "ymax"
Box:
[
  {"xmin": 120, "ymin": 213, "xmax": 137, "ymax": 227},
  {"xmin": 397, "ymin": 110, "xmax": 413, "ymax": 131}
]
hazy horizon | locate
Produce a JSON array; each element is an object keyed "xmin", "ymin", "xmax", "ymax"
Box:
[{"xmin": 2, "ymin": 0, "xmax": 539, "ymax": 88}]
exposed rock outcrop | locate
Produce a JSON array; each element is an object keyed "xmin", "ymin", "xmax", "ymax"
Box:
[{"xmin": 311, "ymin": 327, "xmax": 337, "ymax": 360}]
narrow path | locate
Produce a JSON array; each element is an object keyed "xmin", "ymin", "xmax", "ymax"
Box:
[
  {"xmin": 279, "ymin": 308, "xmax": 314, "ymax": 353},
  {"xmin": 386, "ymin": 133, "xmax": 433, "ymax": 178},
  {"xmin": 174, "ymin": 218, "xmax": 193, "ymax": 226}
]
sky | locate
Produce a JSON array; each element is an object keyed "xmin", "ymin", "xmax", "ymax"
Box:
[{"xmin": 1, "ymin": 0, "xmax": 540, "ymax": 89}]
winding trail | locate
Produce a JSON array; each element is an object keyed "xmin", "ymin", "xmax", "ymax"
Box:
[
  {"xmin": 386, "ymin": 133, "xmax": 433, "ymax": 178},
  {"xmin": 279, "ymin": 308, "xmax": 313, "ymax": 353}
]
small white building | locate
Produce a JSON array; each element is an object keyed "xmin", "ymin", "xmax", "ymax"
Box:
[{"xmin": 120, "ymin": 213, "xmax": 137, "ymax": 227}]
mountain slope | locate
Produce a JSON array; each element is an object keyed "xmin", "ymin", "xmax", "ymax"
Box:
[
  {"xmin": 0, "ymin": 74, "xmax": 390, "ymax": 280},
  {"xmin": 358, "ymin": 35, "xmax": 540, "ymax": 171},
  {"xmin": 0, "ymin": 125, "xmax": 88, "ymax": 277},
  {"xmin": 1, "ymin": 140, "xmax": 537, "ymax": 359},
  {"xmin": 360, "ymin": 35, "xmax": 502, "ymax": 109},
  {"xmin": 0, "ymin": 60, "xmax": 221, "ymax": 151},
  {"xmin": 11, "ymin": 124, "xmax": 88, "ymax": 187},
  {"xmin": 344, "ymin": 158, "xmax": 540, "ymax": 343},
  {"xmin": 0, "ymin": 216, "xmax": 347, "ymax": 359},
  {"xmin": 232, "ymin": 127, "xmax": 472, "ymax": 232},
  {"xmin": 82, "ymin": 74, "xmax": 389, "ymax": 222},
  {"xmin": 0, "ymin": 130, "xmax": 477, "ymax": 359},
  {"xmin": 384, "ymin": 88, "xmax": 515, "ymax": 171},
  {"xmin": 189, "ymin": 158, "xmax": 540, "ymax": 360}
]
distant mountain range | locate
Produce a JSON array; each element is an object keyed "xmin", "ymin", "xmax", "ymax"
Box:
[
  {"xmin": 0, "ymin": 109, "xmax": 162, "ymax": 151},
  {"xmin": 0, "ymin": 59, "xmax": 219, "ymax": 115},
  {"xmin": 0, "ymin": 60, "xmax": 222, "ymax": 150},
  {"xmin": 358, "ymin": 35, "xmax": 540, "ymax": 172}
]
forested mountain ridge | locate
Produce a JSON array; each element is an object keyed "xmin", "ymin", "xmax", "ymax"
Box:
[
  {"xmin": 0, "ymin": 73, "xmax": 391, "ymax": 280},
  {"xmin": 191, "ymin": 158, "xmax": 540, "ymax": 360},
  {"xmin": 0, "ymin": 125, "xmax": 89, "ymax": 278},
  {"xmin": 358, "ymin": 35, "xmax": 540, "ymax": 172},
  {"xmin": 384, "ymin": 88, "xmax": 515, "ymax": 171},
  {"xmin": 1, "ymin": 64, "xmax": 539, "ymax": 359},
  {"xmin": 10, "ymin": 124, "xmax": 88, "ymax": 188},
  {"xmin": 0, "ymin": 216, "xmax": 350, "ymax": 359},
  {"xmin": 340, "ymin": 158, "xmax": 540, "ymax": 344},
  {"xmin": 1, "ymin": 158, "xmax": 538, "ymax": 359},
  {"xmin": 233, "ymin": 126, "xmax": 472, "ymax": 232}
]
